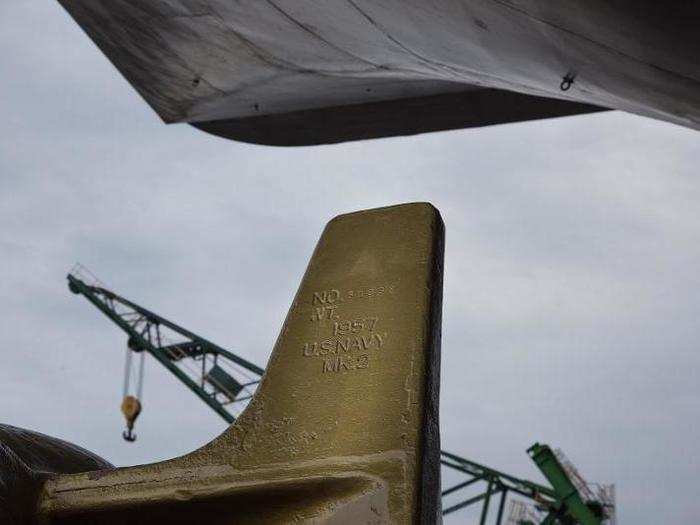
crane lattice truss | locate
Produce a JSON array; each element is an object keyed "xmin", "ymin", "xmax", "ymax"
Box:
[
  {"xmin": 68, "ymin": 268, "xmax": 263, "ymax": 424},
  {"xmin": 67, "ymin": 265, "xmax": 612, "ymax": 524},
  {"xmin": 440, "ymin": 451, "xmax": 556, "ymax": 521}
]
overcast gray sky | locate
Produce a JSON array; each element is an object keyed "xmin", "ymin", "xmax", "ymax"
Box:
[{"xmin": 2, "ymin": 3, "xmax": 700, "ymax": 524}]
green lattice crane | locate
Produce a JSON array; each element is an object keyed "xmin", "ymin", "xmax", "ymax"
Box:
[{"xmin": 68, "ymin": 267, "xmax": 263, "ymax": 439}]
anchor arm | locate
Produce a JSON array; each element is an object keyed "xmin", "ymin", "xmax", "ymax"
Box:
[{"xmin": 34, "ymin": 203, "xmax": 445, "ymax": 524}]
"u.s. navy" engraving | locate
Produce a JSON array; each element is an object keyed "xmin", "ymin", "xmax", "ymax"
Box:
[
  {"xmin": 303, "ymin": 332, "xmax": 384, "ymax": 357},
  {"xmin": 306, "ymin": 286, "xmax": 394, "ymax": 374}
]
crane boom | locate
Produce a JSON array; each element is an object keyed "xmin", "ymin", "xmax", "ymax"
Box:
[{"xmin": 68, "ymin": 271, "xmax": 262, "ymax": 425}]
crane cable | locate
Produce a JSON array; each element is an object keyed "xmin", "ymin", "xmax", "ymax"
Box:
[{"xmin": 121, "ymin": 346, "xmax": 144, "ymax": 442}]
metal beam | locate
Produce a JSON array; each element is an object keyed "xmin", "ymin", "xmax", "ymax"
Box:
[
  {"xmin": 528, "ymin": 443, "xmax": 602, "ymax": 525},
  {"xmin": 495, "ymin": 488, "xmax": 508, "ymax": 525},
  {"xmin": 443, "ymin": 486, "xmax": 503, "ymax": 516},
  {"xmin": 479, "ymin": 479, "xmax": 494, "ymax": 525}
]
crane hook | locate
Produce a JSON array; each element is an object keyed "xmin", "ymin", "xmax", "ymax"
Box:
[
  {"xmin": 120, "ymin": 395, "xmax": 142, "ymax": 444},
  {"xmin": 122, "ymin": 428, "xmax": 137, "ymax": 442}
]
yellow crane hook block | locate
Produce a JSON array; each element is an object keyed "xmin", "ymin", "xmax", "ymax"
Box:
[
  {"xmin": 6, "ymin": 203, "xmax": 445, "ymax": 524},
  {"xmin": 120, "ymin": 396, "xmax": 142, "ymax": 442}
]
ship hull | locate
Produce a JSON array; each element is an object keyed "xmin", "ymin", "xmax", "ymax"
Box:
[{"xmin": 58, "ymin": 1, "xmax": 700, "ymax": 144}]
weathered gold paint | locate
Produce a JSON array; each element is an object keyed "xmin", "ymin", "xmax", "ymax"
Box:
[{"xmin": 16, "ymin": 203, "xmax": 444, "ymax": 524}]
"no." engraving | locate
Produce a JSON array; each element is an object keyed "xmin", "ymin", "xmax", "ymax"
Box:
[{"xmin": 313, "ymin": 289, "xmax": 340, "ymax": 305}]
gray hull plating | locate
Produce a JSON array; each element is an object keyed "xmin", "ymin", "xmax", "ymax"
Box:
[{"xmin": 58, "ymin": 1, "xmax": 699, "ymax": 144}]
